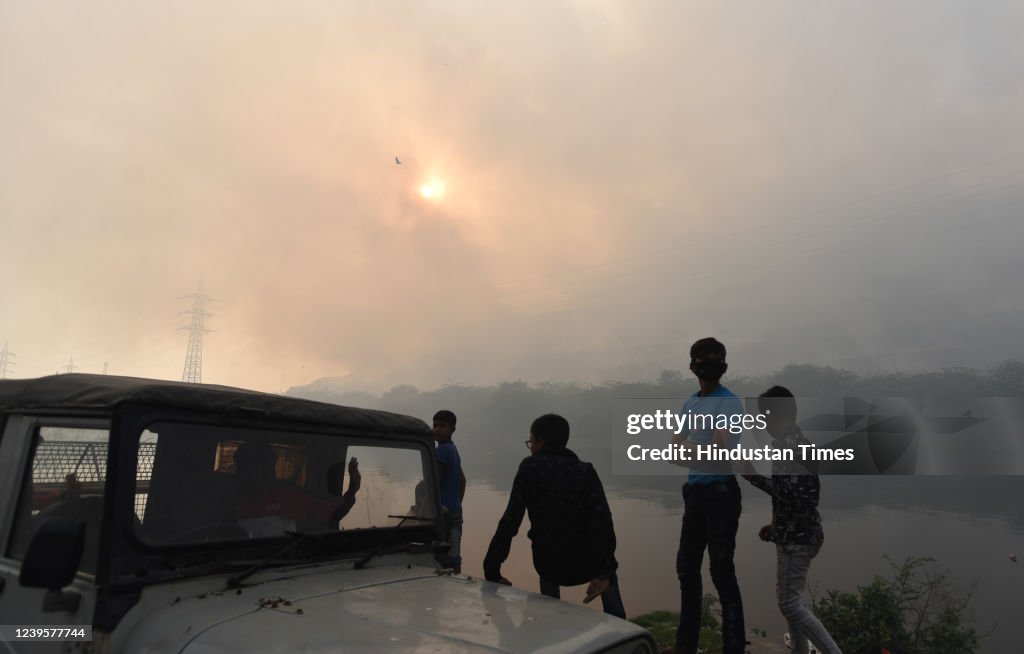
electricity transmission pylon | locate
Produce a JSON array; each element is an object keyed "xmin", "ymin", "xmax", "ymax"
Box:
[
  {"xmin": 0, "ymin": 342, "xmax": 14, "ymax": 379},
  {"xmin": 179, "ymin": 279, "xmax": 214, "ymax": 384}
]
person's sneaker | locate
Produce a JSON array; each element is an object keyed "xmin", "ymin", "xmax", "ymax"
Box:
[{"xmin": 783, "ymin": 632, "xmax": 820, "ymax": 653}]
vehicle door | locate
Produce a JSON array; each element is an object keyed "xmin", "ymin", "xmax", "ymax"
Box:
[{"xmin": 0, "ymin": 415, "xmax": 108, "ymax": 650}]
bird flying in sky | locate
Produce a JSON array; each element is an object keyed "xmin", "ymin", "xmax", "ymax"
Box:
[{"xmin": 395, "ymin": 156, "xmax": 402, "ymax": 164}]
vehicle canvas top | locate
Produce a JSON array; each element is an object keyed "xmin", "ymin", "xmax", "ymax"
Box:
[{"xmin": 0, "ymin": 374, "xmax": 431, "ymax": 436}]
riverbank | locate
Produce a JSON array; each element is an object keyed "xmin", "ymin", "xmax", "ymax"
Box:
[{"xmin": 631, "ymin": 610, "xmax": 789, "ymax": 653}]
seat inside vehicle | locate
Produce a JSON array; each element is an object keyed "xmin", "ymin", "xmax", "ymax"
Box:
[{"xmin": 35, "ymin": 495, "xmax": 105, "ymax": 576}]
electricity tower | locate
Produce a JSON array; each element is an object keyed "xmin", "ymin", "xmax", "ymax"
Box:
[
  {"xmin": 179, "ymin": 279, "xmax": 214, "ymax": 384},
  {"xmin": 0, "ymin": 342, "xmax": 14, "ymax": 379}
]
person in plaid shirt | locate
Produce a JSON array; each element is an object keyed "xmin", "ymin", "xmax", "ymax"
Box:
[
  {"xmin": 742, "ymin": 386, "xmax": 842, "ymax": 654},
  {"xmin": 483, "ymin": 413, "xmax": 625, "ymax": 618}
]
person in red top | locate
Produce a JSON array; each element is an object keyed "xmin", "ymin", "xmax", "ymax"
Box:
[{"xmin": 234, "ymin": 441, "xmax": 360, "ymax": 532}]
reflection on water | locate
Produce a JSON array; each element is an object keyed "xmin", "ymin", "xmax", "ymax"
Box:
[{"xmin": 455, "ymin": 481, "xmax": 1024, "ymax": 654}]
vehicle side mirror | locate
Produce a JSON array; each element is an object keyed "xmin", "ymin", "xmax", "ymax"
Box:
[{"xmin": 20, "ymin": 517, "xmax": 85, "ymax": 612}]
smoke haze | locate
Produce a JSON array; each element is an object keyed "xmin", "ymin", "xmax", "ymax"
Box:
[{"xmin": 3, "ymin": 1, "xmax": 1024, "ymax": 392}]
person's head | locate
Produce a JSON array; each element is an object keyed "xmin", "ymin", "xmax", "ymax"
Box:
[
  {"xmin": 62, "ymin": 473, "xmax": 82, "ymax": 501},
  {"xmin": 234, "ymin": 441, "xmax": 278, "ymax": 490},
  {"xmin": 758, "ymin": 386, "xmax": 797, "ymax": 438},
  {"xmin": 528, "ymin": 413, "xmax": 570, "ymax": 453},
  {"xmin": 689, "ymin": 337, "xmax": 728, "ymax": 382},
  {"xmin": 432, "ymin": 410, "xmax": 457, "ymax": 443}
]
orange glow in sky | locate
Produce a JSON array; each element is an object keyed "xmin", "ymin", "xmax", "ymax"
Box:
[{"xmin": 419, "ymin": 179, "xmax": 446, "ymax": 201}]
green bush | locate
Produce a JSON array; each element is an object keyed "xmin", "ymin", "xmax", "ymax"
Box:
[
  {"xmin": 812, "ymin": 556, "xmax": 979, "ymax": 654},
  {"xmin": 631, "ymin": 594, "xmax": 723, "ymax": 653}
]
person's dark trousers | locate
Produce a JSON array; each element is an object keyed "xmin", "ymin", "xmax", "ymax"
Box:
[
  {"xmin": 675, "ymin": 478, "xmax": 744, "ymax": 654},
  {"xmin": 539, "ymin": 574, "xmax": 627, "ymax": 619}
]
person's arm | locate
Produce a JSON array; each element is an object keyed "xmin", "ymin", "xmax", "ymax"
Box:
[
  {"xmin": 771, "ymin": 473, "xmax": 820, "ymax": 512},
  {"xmin": 711, "ymin": 427, "xmax": 734, "ymax": 448},
  {"xmin": 745, "ymin": 469, "xmax": 819, "ymax": 509},
  {"xmin": 435, "ymin": 445, "xmax": 451, "ymax": 488},
  {"xmin": 584, "ymin": 577, "xmax": 611, "ymax": 604},
  {"xmin": 669, "ymin": 402, "xmax": 697, "ymax": 467},
  {"xmin": 583, "ymin": 464, "xmax": 617, "ymax": 581},
  {"xmin": 328, "ymin": 496, "xmax": 356, "ymax": 526},
  {"xmin": 483, "ymin": 465, "xmax": 528, "ymax": 584},
  {"xmin": 739, "ymin": 473, "xmax": 777, "ymax": 542},
  {"xmin": 459, "ymin": 470, "xmax": 466, "ymax": 501},
  {"xmin": 324, "ymin": 458, "xmax": 361, "ymax": 526},
  {"xmin": 671, "ymin": 431, "xmax": 696, "ymax": 453},
  {"xmin": 744, "ymin": 472, "xmax": 774, "ymax": 496},
  {"xmin": 344, "ymin": 457, "xmax": 361, "ymax": 497},
  {"xmin": 715, "ymin": 395, "xmax": 745, "ymax": 448},
  {"xmin": 339, "ymin": 457, "xmax": 361, "ymax": 512}
]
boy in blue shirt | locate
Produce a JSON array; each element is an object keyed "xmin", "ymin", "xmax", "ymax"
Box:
[
  {"xmin": 667, "ymin": 338, "xmax": 746, "ymax": 654},
  {"xmin": 433, "ymin": 409, "xmax": 466, "ymax": 573}
]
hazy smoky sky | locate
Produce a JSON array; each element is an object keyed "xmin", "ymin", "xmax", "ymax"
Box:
[{"xmin": 3, "ymin": 1, "xmax": 1024, "ymax": 393}]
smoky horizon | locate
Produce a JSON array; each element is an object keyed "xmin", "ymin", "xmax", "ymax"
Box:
[{"xmin": 3, "ymin": 2, "xmax": 1024, "ymax": 396}]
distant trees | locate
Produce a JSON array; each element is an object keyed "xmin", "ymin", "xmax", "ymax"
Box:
[
  {"xmin": 295, "ymin": 360, "xmax": 1024, "ymax": 410},
  {"xmin": 380, "ymin": 384, "xmax": 421, "ymax": 407},
  {"xmin": 290, "ymin": 360, "xmax": 1024, "ymax": 489},
  {"xmin": 768, "ymin": 364, "xmax": 861, "ymax": 397},
  {"xmin": 990, "ymin": 360, "xmax": 1024, "ymax": 395}
]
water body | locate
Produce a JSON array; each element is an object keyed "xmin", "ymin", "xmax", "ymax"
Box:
[{"xmin": 456, "ymin": 478, "xmax": 1024, "ymax": 653}]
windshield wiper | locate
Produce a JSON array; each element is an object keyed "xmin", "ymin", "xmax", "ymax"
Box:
[
  {"xmin": 227, "ymin": 531, "xmax": 318, "ymax": 588},
  {"xmin": 354, "ymin": 515, "xmax": 434, "ymax": 570},
  {"xmin": 123, "ymin": 558, "xmax": 252, "ymax": 585}
]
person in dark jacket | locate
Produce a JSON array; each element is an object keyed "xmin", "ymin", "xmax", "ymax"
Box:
[
  {"xmin": 742, "ymin": 386, "xmax": 842, "ymax": 654},
  {"xmin": 483, "ymin": 413, "xmax": 626, "ymax": 618}
]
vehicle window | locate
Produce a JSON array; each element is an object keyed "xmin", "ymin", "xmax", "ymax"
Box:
[
  {"xmin": 136, "ymin": 421, "xmax": 434, "ymax": 545},
  {"xmin": 134, "ymin": 429, "xmax": 158, "ymax": 522},
  {"xmin": 340, "ymin": 445, "xmax": 436, "ymax": 530},
  {"xmin": 7, "ymin": 426, "xmax": 111, "ymax": 577}
]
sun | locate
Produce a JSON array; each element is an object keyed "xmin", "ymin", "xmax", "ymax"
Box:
[{"xmin": 419, "ymin": 179, "xmax": 446, "ymax": 201}]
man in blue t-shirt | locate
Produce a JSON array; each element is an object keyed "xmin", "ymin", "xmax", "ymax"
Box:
[
  {"xmin": 433, "ymin": 409, "xmax": 466, "ymax": 573},
  {"xmin": 667, "ymin": 338, "xmax": 746, "ymax": 654}
]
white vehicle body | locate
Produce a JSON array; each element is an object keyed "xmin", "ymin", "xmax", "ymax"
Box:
[{"xmin": 0, "ymin": 374, "xmax": 654, "ymax": 654}]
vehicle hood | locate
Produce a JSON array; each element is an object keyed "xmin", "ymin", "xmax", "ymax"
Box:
[{"xmin": 118, "ymin": 563, "xmax": 649, "ymax": 653}]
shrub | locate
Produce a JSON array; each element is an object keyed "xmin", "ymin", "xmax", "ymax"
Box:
[
  {"xmin": 812, "ymin": 556, "xmax": 979, "ymax": 654},
  {"xmin": 631, "ymin": 594, "xmax": 723, "ymax": 653}
]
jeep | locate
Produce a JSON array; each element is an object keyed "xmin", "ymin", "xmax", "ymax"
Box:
[{"xmin": 0, "ymin": 374, "xmax": 655, "ymax": 653}]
